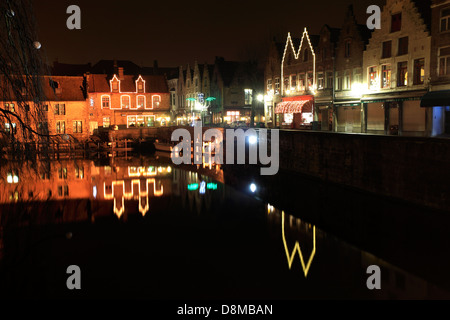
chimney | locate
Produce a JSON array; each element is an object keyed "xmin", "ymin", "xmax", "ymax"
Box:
[{"xmin": 118, "ymin": 67, "xmax": 124, "ymax": 79}]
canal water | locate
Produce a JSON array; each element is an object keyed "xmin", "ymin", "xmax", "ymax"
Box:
[{"xmin": 0, "ymin": 155, "xmax": 449, "ymax": 299}]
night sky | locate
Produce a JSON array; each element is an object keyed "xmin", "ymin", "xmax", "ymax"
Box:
[{"xmin": 32, "ymin": 0, "xmax": 385, "ymax": 68}]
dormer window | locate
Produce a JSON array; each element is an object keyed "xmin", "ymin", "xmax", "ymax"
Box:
[
  {"xmin": 110, "ymin": 75, "xmax": 120, "ymax": 93},
  {"xmin": 136, "ymin": 76, "xmax": 145, "ymax": 93}
]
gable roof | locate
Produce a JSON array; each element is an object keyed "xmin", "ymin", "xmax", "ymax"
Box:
[{"xmin": 87, "ymin": 74, "xmax": 168, "ymax": 93}]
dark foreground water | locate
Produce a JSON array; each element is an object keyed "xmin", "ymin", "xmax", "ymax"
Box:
[{"xmin": 0, "ymin": 155, "xmax": 449, "ymax": 299}]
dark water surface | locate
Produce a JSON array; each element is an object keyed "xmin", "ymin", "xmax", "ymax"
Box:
[{"xmin": 0, "ymin": 155, "xmax": 449, "ymax": 299}]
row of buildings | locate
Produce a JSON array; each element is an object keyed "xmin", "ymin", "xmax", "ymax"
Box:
[
  {"xmin": 0, "ymin": 56, "xmax": 264, "ymax": 143},
  {"xmin": 264, "ymin": 0, "xmax": 450, "ymax": 136}
]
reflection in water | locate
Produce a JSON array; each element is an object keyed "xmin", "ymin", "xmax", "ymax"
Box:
[
  {"xmin": 281, "ymin": 209, "xmax": 316, "ymax": 278},
  {"xmin": 0, "ymin": 157, "xmax": 449, "ymax": 299}
]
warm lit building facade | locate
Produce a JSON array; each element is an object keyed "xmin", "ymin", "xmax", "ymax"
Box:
[
  {"xmin": 85, "ymin": 67, "xmax": 170, "ymax": 133},
  {"xmin": 362, "ymin": 0, "xmax": 432, "ymax": 136},
  {"xmin": 0, "ymin": 75, "xmax": 89, "ymax": 143}
]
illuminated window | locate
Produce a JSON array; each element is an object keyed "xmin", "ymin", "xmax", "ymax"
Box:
[
  {"xmin": 227, "ymin": 111, "xmax": 240, "ymax": 123},
  {"xmin": 413, "ymin": 59, "xmax": 425, "ymax": 85},
  {"xmin": 274, "ymin": 78, "xmax": 280, "ymax": 94},
  {"xmin": 137, "ymin": 96, "xmax": 145, "ymax": 108},
  {"xmin": 56, "ymin": 121, "xmax": 65, "ymax": 134},
  {"xmin": 5, "ymin": 103, "xmax": 14, "ymax": 112},
  {"xmin": 368, "ymin": 66, "xmax": 378, "ymax": 90},
  {"xmin": 103, "ymin": 117, "xmax": 110, "ymax": 128},
  {"xmin": 7, "ymin": 170, "xmax": 19, "ymax": 184},
  {"xmin": 4, "ymin": 122, "xmax": 16, "ymax": 134},
  {"xmin": 73, "ymin": 121, "xmax": 82, "ymax": 133},
  {"xmin": 381, "ymin": 65, "xmax": 391, "ymax": 89},
  {"xmin": 152, "ymin": 95, "xmax": 161, "ymax": 108},
  {"xmin": 145, "ymin": 115, "xmax": 155, "ymax": 127},
  {"xmin": 343, "ymin": 71, "xmax": 351, "ymax": 90},
  {"xmin": 127, "ymin": 116, "xmax": 137, "ymax": 128},
  {"xmin": 54, "ymin": 103, "xmax": 65, "ymax": 115},
  {"xmin": 244, "ymin": 89, "xmax": 253, "ymax": 105},
  {"xmin": 307, "ymin": 72, "xmax": 313, "ymax": 90},
  {"xmin": 58, "ymin": 167, "xmax": 67, "ymax": 179},
  {"xmin": 9, "ymin": 191, "xmax": 19, "ymax": 202},
  {"xmin": 317, "ymin": 73, "xmax": 324, "ymax": 90},
  {"xmin": 439, "ymin": 47, "xmax": 450, "ymax": 76},
  {"xmin": 121, "ymin": 95, "xmax": 130, "ymax": 108},
  {"xmin": 75, "ymin": 166, "xmax": 84, "ymax": 179},
  {"xmin": 397, "ymin": 61, "xmax": 408, "ymax": 87},
  {"xmin": 137, "ymin": 80, "xmax": 144, "ymax": 93},
  {"xmin": 102, "ymin": 96, "xmax": 110, "ymax": 108},
  {"xmin": 391, "ymin": 13, "xmax": 402, "ymax": 32},
  {"xmin": 112, "ymin": 79, "xmax": 119, "ymax": 92},
  {"xmin": 267, "ymin": 79, "xmax": 273, "ymax": 92},
  {"xmin": 284, "ymin": 113, "xmax": 293, "ymax": 124},
  {"xmin": 440, "ymin": 8, "xmax": 450, "ymax": 32}
]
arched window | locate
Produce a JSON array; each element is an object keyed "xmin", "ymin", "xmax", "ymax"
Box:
[
  {"xmin": 121, "ymin": 95, "xmax": 130, "ymax": 109},
  {"xmin": 152, "ymin": 95, "xmax": 161, "ymax": 109}
]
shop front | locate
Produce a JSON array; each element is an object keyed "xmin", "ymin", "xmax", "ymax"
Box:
[{"xmin": 274, "ymin": 95, "xmax": 314, "ymax": 129}]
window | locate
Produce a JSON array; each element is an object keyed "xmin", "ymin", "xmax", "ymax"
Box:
[
  {"xmin": 127, "ymin": 116, "xmax": 136, "ymax": 128},
  {"xmin": 343, "ymin": 71, "xmax": 351, "ymax": 90},
  {"xmin": 54, "ymin": 103, "xmax": 66, "ymax": 115},
  {"xmin": 307, "ymin": 72, "xmax": 313, "ymax": 90},
  {"xmin": 58, "ymin": 185, "xmax": 69, "ymax": 197},
  {"xmin": 335, "ymin": 72, "xmax": 342, "ymax": 91},
  {"xmin": 413, "ymin": 59, "xmax": 425, "ymax": 85},
  {"xmin": 121, "ymin": 95, "xmax": 130, "ymax": 108},
  {"xmin": 318, "ymin": 73, "xmax": 324, "ymax": 90},
  {"xmin": 37, "ymin": 122, "xmax": 48, "ymax": 134},
  {"xmin": 56, "ymin": 120, "xmax": 65, "ymax": 134},
  {"xmin": 137, "ymin": 96, "xmax": 145, "ymax": 108},
  {"xmin": 440, "ymin": 8, "xmax": 450, "ymax": 32},
  {"xmin": 391, "ymin": 13, "xmax": 402, "ymax": 32},
  {"xmin": 152, "ymin": 95, "xmax": 161, "ymax": 108},
  {"xmin": 102, "ymin": 96, "xmax": 110, "ymax": 108},
  {"xmin": 137, "ymin": 81, "xmax": 144, "ymax": 93},
  {"xmin": 369, "ymin": 66, "xmax": 378, "ymax": 90},
  {"xmin": 345, "ymin": 40, "xmax": 351, "ymax": 58},
  {"xmin": 171, "ymin": 93, "xmax": 176, "ymax": 106},
  {"xmin": 244, "ymin": 89, "xmax": 253, "ymax": 105},
  {"xmin": 5, "ymin": 122, "xmax": 16, "ymax": 134},
  {"xmin": 398, "ymin": 37, "xmax": 408, "ymax": 56},
  {"xmin": 381, "ymin": 65, "xmax": 391, "ymax": 89},
  {"xmin": 103, "ymin": 117, "xmax": 110, "ymax": 128},
  {"xmin": 290, "ymin": 75, "xmax": 297, "ymax": 90},
  {"xmin": 397, "ymin": 61, "xmax": 408, "ymax": 87},
  {"xmin": 439, "ymin": 47, "xmax": 450, "ymax": 76},
  {"xmin": 58, "ymin": 167, "xmax": 67, "ymax": 180},
  {"xmin": 73, "ymin": 121, "xmax": 82, "ymax": 133},
  {"xmin": 382, "ymin": 41, "xmax": 392, "ymax": 59},
  {"xmin": 303, "ymin": 49, "xmax": 309, "ymax": 62},
  {"xmin": 299, "ymin": 74, "xmax": 305, "ymax": 91},
  {"xmin": 267, "ymin": 79, "xmax": 273, "ymax": 92},
  {"xmin": 226, "ymin": 111, "xmax": 240, "ymax": 123},
  {"xmin": 274, "ymin": 78, "xmax": 280, "ymax": 93},
  {"xmin": 75, "ymin": 166, "xmax": 84, "ymax": 179},
  {"xmin": 326, "ymin": 72, "xmax": 333, "ymax": 89},
  {"xmin": 112, "ymin": 80, "xmax": 119, "ymax": 92},
  {"xmin": 5, "ymin": 103, "xmax": 15, "ymax": 112},
  {"xmin": 284, "ymin": 77, "xmax": 289, "ymax": 90}
]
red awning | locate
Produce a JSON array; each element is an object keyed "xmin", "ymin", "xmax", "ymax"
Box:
[{"xmin": 275, "ymin": 100, "xmax": 313, "ymax": 114}]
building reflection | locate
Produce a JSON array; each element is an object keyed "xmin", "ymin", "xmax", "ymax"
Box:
[{"xmin": 0, "ymin": 156, "xmax": 225, "ymax": 222}]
